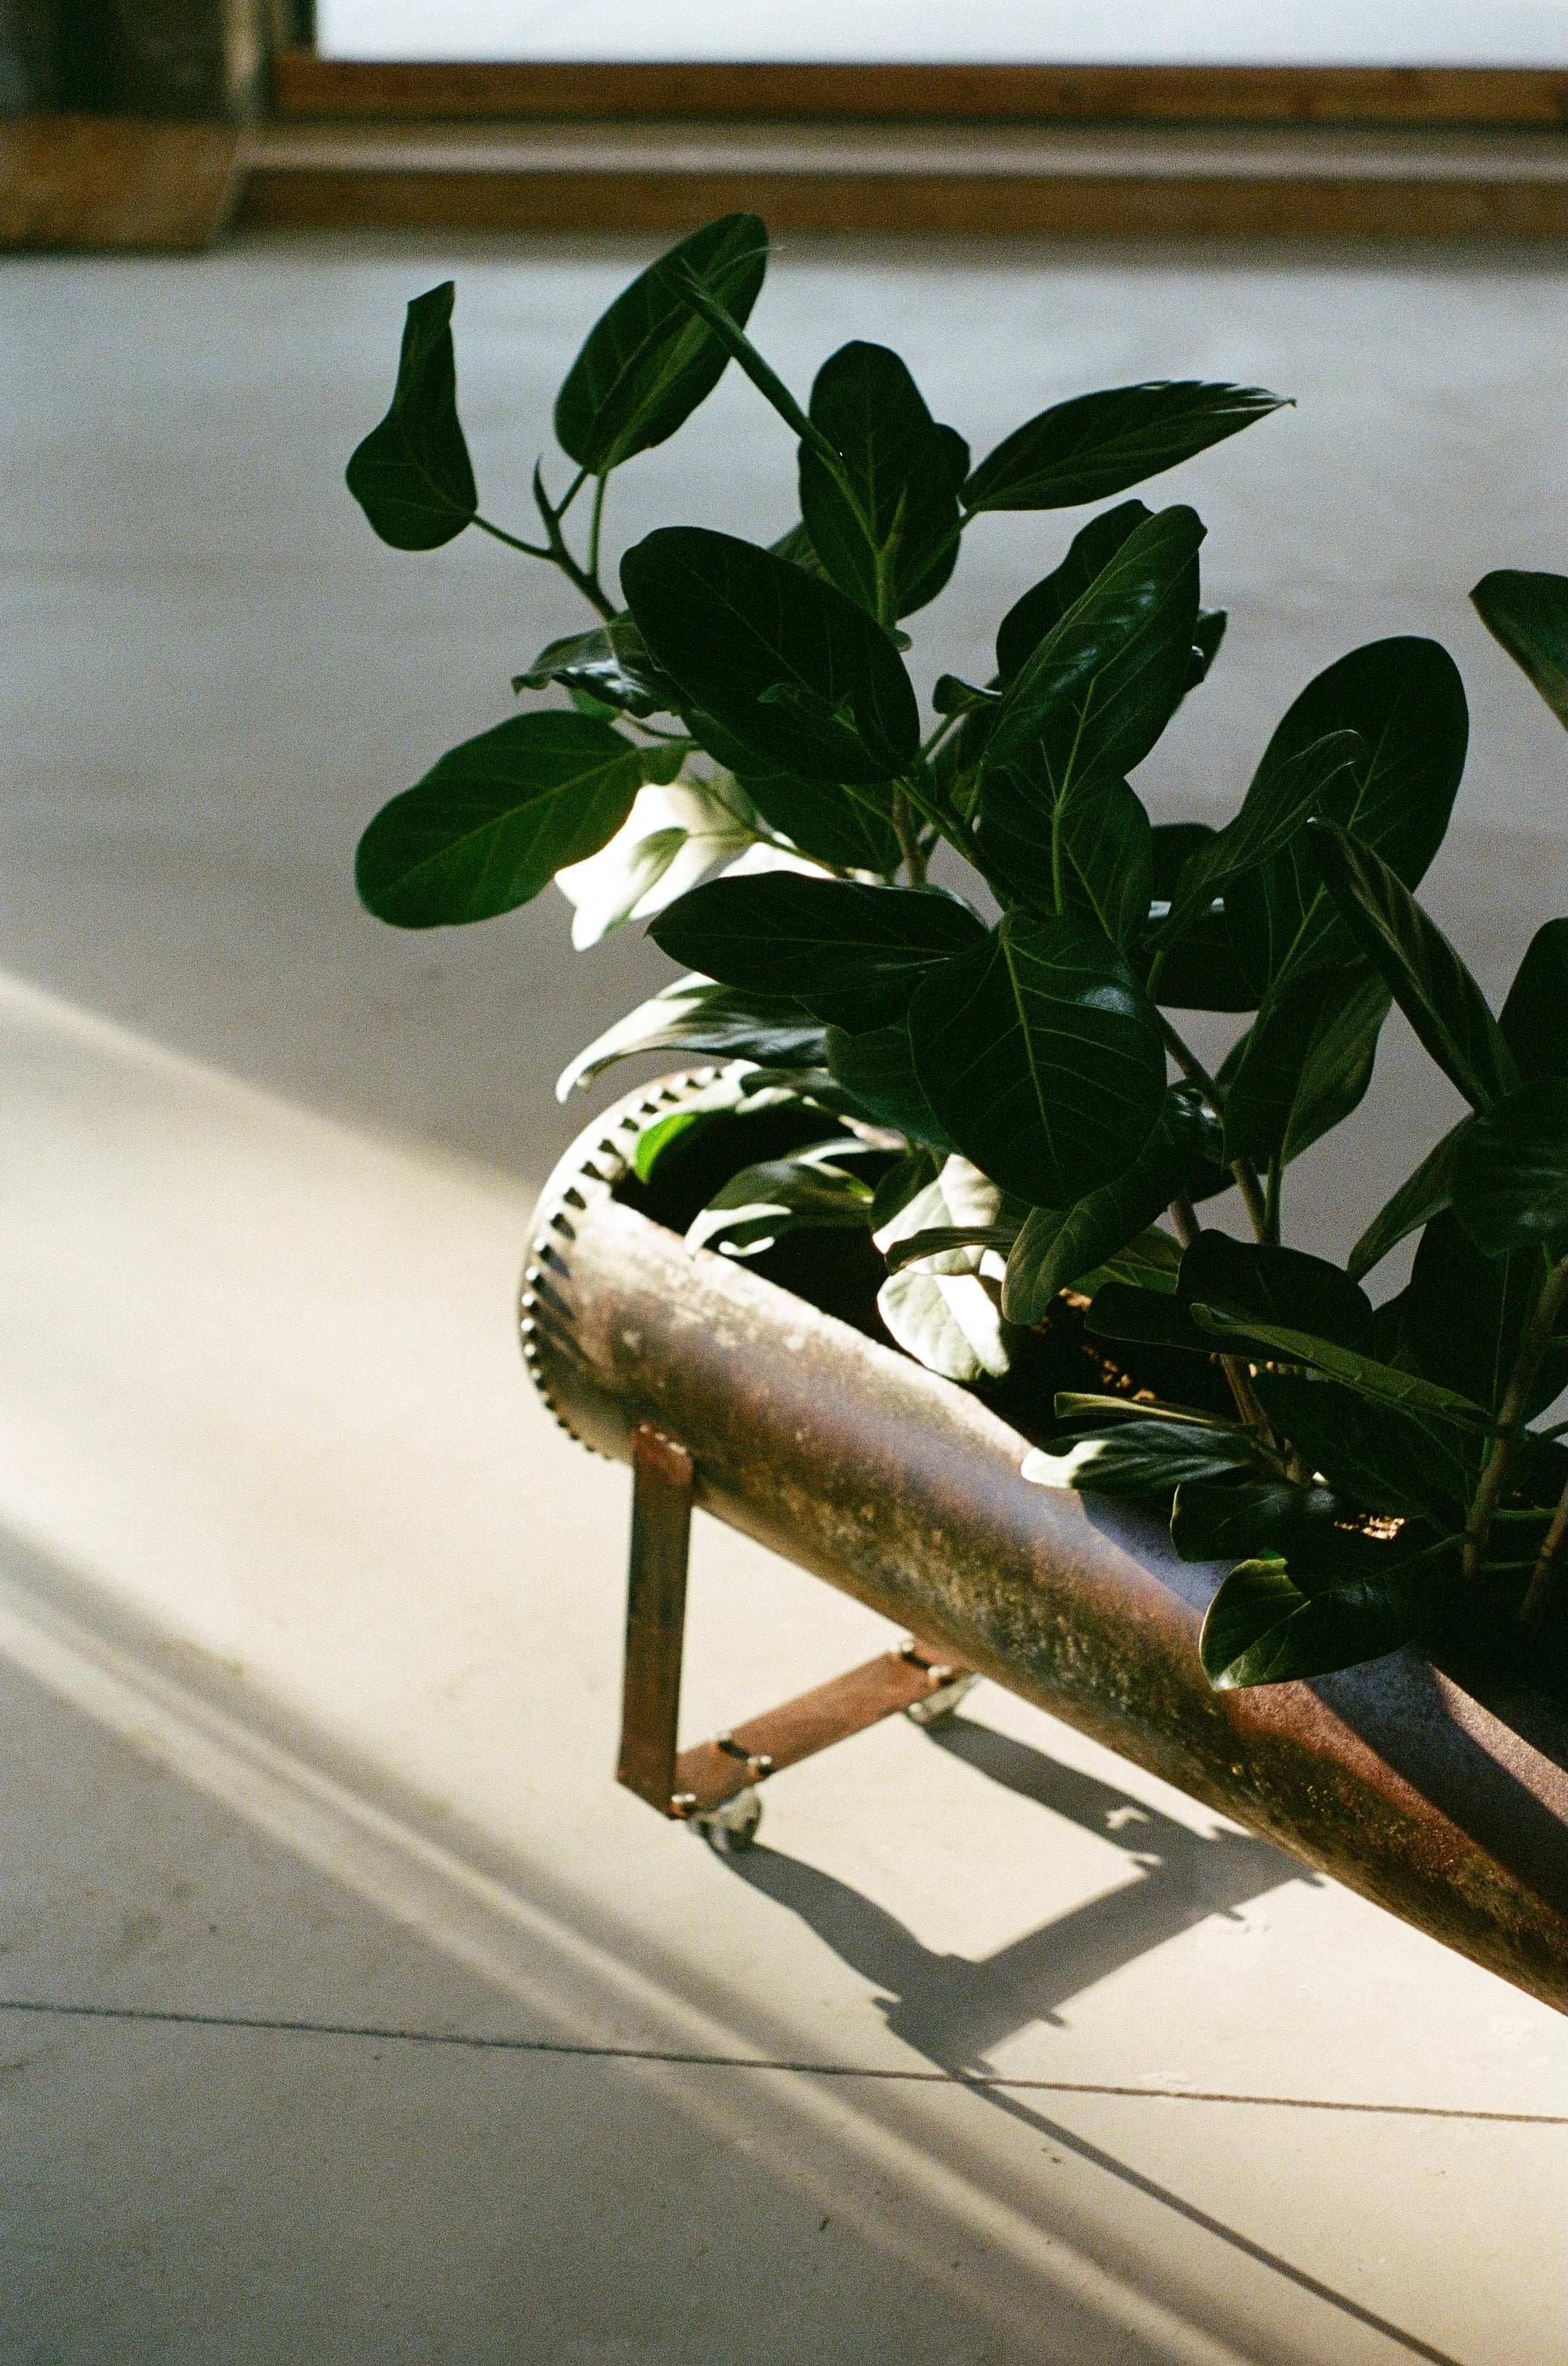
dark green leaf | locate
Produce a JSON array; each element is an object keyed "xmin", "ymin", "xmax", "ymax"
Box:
[
  {"xmin": 1159, "ymin": 731, "xmax": 1364, "ymax": 951},
  {"xmin": 797, "ymin": 341, "xmax": 965, "ymax": 619},
  {"xmin": 1452, "ymin": 1076, "xmax": 1568, "ymax": 1255},
  {"xmin": 1189, "ymin": 607, "xmax": 1228, "ymax": 685},
  {"xmin": 650, "ymin": 875, "xmax": 985, "ymax": 1028},
  {"xmin": 883, "ymin": 1224, "xmax": 1017, "ymax": 1276},
  {"xmin": 984, "ymin": 506, "xmax": 1203, "ymax": 789},
  {"xmin": 824, "ymin": 1022, "xmax": 959, "ymax": 1151},
  {"xmin": 1142, "ymin": 823, "xmax": 1258, "ymax": 1011},
  {"xmin": 878, "ymin": 1264, "xmax": 1011, "ymax": 1382},
  {"xmin": 1178, "ymin": 1232, "xmax": 1374, "ymax": 1346},
  {"xmin": 554, "ymin": 214, "xmax": 767, "ymax": 475},
  {"xmin": 978, "ymin": 771, "xmax": 1153, "ymax": 950},
  {"xmin": 1252, "ymin": 1370, "xmax": 1475, "ymax": 1525},
  {"xmin": 1027, "ymin": 1418, "xmax": 1257, "ymax": 1498},
  {"xmin": 1001, "ymin": 1085, "xmax": 1217, "ymax": 1324},
  {"xmin": 1073, "ymin": 1225, "xmax": 1184, "ymax": 1296},
  {"xmin": 1408, "ymin": 1212, "xmax": 1565, "ymax": 1421},
  {"xmin": 514, "ymin": 617, "xmax": 680, "ymax": 719},
  {"xmin": 909, "ymin": 910, "xmax": 1167, "ymax": 1206},
  {"xmin": 621, "ymin": 528, "xmax": 919, "ymax": 785},
  {"xmin": 557, "ymin": 977, "xmax": 826, "ymax": 1100},
  {"xmin": 346, "ymin": 283, "xmax": 478, "ymax": 551},
  {"xmin": 1219, "ymin": 963, "xmax": 1391, "ymax": 1171},
  {"xmin": 1346, "ymin": 1115, "xmax": 1471, "ymax": 1281},
  {"xmin": 1470, "ymin": 568, "xmax": 1567, "ymax": 726},
  {"xmin": 1500, "ymin": 918, "xmax": 1568, "ymax": 1082},
  {"xmin": 931, "ymin": 675, "xmax": 998, "ymax": 717},
  {"xmin": 964, "ymin": 381, "xmax": 1286, "ymax": 515},
  {"xmin": 1086, "ymin": 1279, "xmax": 1219, "ymax": 1358},
  {"xmin": 1226, "ymin": 638, "xmax": 1469, "ymax": 995},
  {"xmin": 1170, "ymin": 1478, "xmax": 1344, "ymax": 1565},
  {"xmin": 742, "ymin": 774, "xmax": 902, "ymax": 874},
  {"xmin": 1308, "ymin": 820, "xmax": 1518, "ymax": 1111},
  {"xmin": 356, "ymin": 712, "xmax": 646, "ymax": 929},
  {"xmin": 1190, "ymin": 1306, "xmax": 1489, "ymax": 1429},
  {"xmin": 1200, "ymin": 1557, "xmax": 1424, "ymax": 1690},
  {"xmin": 993, "ymin": 501, "xmax": 1152, "ymax": 682},
  {"xmin": 688, "ymin": 1142, "xmax": 877, "ymax": 1255}
]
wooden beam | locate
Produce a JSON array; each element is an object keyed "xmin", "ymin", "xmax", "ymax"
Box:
[
  {"xmin": 272, "ymin": 57, "xmax": 1567, "ymax": 130},
  {"xmin": 234, "ymin": 165, "xmax": 1566, "ymax": 242},
  {"xmin": 0, "ymin": 115, "xmax": 241, "ymax": 250}
]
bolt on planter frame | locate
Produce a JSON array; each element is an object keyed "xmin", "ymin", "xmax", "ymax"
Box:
[{"xmin": 522, "ymin": 1074, "xmax": 1567, "ymax": 2010}]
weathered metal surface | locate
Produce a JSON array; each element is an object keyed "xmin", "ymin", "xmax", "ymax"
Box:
[
  {"xmin": 523, "ymin": 1076, "xmax": 1568, "ymax": 2012},
  {"xmin": 672, "ymin": 1641, "xmax": 975, "ymax": 1815},
  {"xmin": 616, "ymin": 1421, "xmax": 694, "ymax": 1814}
]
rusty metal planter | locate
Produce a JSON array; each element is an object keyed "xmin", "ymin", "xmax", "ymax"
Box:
[{"xmin": 523, "ymin": 1074, "xmax": 1568, "ymax": 2013}]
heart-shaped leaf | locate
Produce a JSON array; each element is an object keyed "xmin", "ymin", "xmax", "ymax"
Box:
[
  {"xmin": 1225, "ymin": 637, "xmax": 1468, "ymax": 995},
  {"xmin": 554, "ymin": 213, "xmax": 768, "ymax": 476},
  {"xmin": 1308, "ymin": 820, "xmax": 1519, "ymax": 1111},
  {"xmin": 1470, "ymin": 568, "xmax": 1566, "ymax": 726},
  {"xmin": 1452, "ymin": 1075, "xmax": 1568, "ymax": 1255},
  {"xmin": 621, "ymin": 527, "xmax": 920, "ymax": 784},
  {"xmin": 909, "ymin": 910, "xmax": 1167, "ymax": 1206},
  {"xmin": 964, "ymin": 381, "xmax": 1286, "ymax": 514},
  {"xmin": 346, "ymin": 282, "xmax": 478, "ymax": 551},
  {"xmin": 356, "ymin": 711, "xmax": 648, "ymax": 928},
  {"xmin": 650, "ymin": 874, "xmax": 986, "ymax": 1028},
  {"xmin": 1001, "ymin": 1085, "xmax": 1216, "ymax": 1324},
  {"xmin": 797, "ymin": 341, "xmax": 967, "ymax": 619}
]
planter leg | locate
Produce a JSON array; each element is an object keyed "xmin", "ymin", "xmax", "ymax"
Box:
[{"xmin": 616, "ymin": 1420, "xmax": 694, "ymax": 1816}]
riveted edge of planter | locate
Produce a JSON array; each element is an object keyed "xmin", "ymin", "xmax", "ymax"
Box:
[{"xmin": 523, "ymin": 1073, "xmax": 1568, "ymax": 2012}]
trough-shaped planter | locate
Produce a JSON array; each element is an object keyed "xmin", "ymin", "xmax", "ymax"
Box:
[{"xmin": 522, "ymin": 1073, "xmax": 1568, "ymax": 2013}]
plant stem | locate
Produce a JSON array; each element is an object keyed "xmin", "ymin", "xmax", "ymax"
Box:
[
  {"xmin": 891, "ymin": 791, "xmax": 926, "ymax": 886},
  {"xmin": 530, "ymin": 463, "xmax": 616, "ymax": 619},
  {"xmin": 668, "ymin": 265, "xmax": 856, "ymax": 484},
  {"xmin": 473, "ymin": 514, "xmax": 552, "ymax": 562},
  {"xmin": 1462, "ymin": 1251, "xmax": 1568, "ymax": 1580},
  {"xmin": 1157, "ymin": 1014, "xmax": 1270, "ymax": 1244},
  {"xmin": 586, "ymin": 473, "xmax": 607, "ymax": 580},
  {"xmin": 1264, "ymin": 1156, "xmax": 1283, "ymax": 1247},
  {"xmin": 1520, "ymin": 1481, "xmax": 1568, "ymax": 1625},
  {"xmin": 1169, "ymin": 1193, "xmax": 1276, "ymax": 1442}
]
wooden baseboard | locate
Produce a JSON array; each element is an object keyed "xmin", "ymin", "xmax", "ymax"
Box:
[
  {"xmin": 237, "ymin": 165, "xmax": 1565, "ymax": 242},
  {"xmin": 273, "ymin": 57, "xmax": 1568, "ymax": 129}
]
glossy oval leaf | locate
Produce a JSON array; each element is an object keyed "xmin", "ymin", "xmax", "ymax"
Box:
[
  {"xmin": 557, "ymin": 974, "xmax": 826, "ymax": 1100},
  {"xmin": 1170, "ymin": 1479, "xmax": 1343, "ymax": 1566},
  {"xmin": 1178, "ymin": 1231, "xmax": 1373, "ymax": 1346},
  {"xmin": 554, "ymin": 214, "xmax": 768, "ymax": 475},
  {"xmin": 649, "ymin": 874, "xmax": 986, "ymax": 1028},
  {"xmin": 797, "ymin": 341, "xmax": 966, "ymax": 619},
  {"xmin": 1001, "ymin": 1084, "xmax": 1217, "ymax": 1324},
  {"xmin": 1251, "ymin": 1370, "xmax": 1474, "ymax": 1526},
  {"xmin": 1158, "ymin": 729, "xmax": 1364, "ymax": 951},
  {"xmin": 909, "ymin": 909, "xmax": 1167, "ymax": 1206},
  {"xmin": 1200, "ymin": 1558, "xmax": 1423, "ymax": 1690},
  {"xmin": 1470, "ymin": 568, "xmax": 1567, "ymax": 726},
  {"xmin": 1026, "ymin": 1418, "xmax": 1256, "ymax": 1498},
  {"xmin": 993, "ymin": 501, "xmax": 1152, "ymax": 682},
  {"xmin": 620, "ymin": 527, "xmax": 920, "ymax": 785},
  {"xmin": 1500, "ymin": 918, "xmax": 1568, "ymax": 1082},
  {"xmin": 824, "ymin": 1020, "xmax": 961, "ymax": 1150},
  {"xmin": 1191, "ymin": 1306, "xmax": 1488, "ymax": 1430},
  {"xmin": 356, "ymin": 711, "xmax": 647, "ymax": 929},
  {"xmin": 741, "ymin": 772, "xmax": 902, "ymax": 876},
  {"xmin": 346, "ymin": 282, "xmax": 478, "ymax": 551},
  {"xmin": 1219, "ymin": 962, "xmax": 1391, "ymax": 1171},
  {"xmin": 985, "ymin": 505, "xmax": 1204, "ymax": 786},
  {"xmin": 1225, "ymin": 637, "xmax": 1468, "ymax": 995},
  {"xmin": 1307, "ymin": 819, "xmax": 1519, "ymax": 1111},
  {"xmin": 964, "ymin": 381, "xmax": 1286, "ymax": 514},
  {"xmin": 1452, "ymin": 1074, "xmax": 1568, "ymax": 1254},
  {"xmin": 977, "ymin": 769, "xmax": 1153, "ymax": 949},
  {"xmin": 1346, "ymin": 1113, "xmax": 1471, "ymax": 1281},
  {"xmin": 514, "ymin": 617, "xmax": 681, "ymax": 719}
]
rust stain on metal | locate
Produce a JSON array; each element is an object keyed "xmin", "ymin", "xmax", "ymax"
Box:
[{"xmin": 526, "ymin": 1078, "xmax": 1568, "ymax": 2013}]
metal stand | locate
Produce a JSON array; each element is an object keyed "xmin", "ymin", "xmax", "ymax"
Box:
[{"xmin": 616, "ymin": 1419, "xmax": 977, "ymax": 1849}]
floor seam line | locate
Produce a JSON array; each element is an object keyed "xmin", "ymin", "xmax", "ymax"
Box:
[{"xmin": 2, "ymin": 1999, "xmax": 1560, "ymax": 2123}]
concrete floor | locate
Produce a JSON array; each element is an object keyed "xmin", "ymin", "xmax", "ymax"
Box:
[{"xmin": 1, "ymin": 230, "xmax": 1565, "ymax": 2364}]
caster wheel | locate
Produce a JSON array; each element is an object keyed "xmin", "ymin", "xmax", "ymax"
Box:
[
  {"xmin": 692, "ymin": 1787, "xmax": 762, "ymax": 1853},
  {"xmin": 905, "ymin": 1672, "xmax": 978, "ymax": 1730}
]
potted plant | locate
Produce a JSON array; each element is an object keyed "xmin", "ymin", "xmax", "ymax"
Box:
[{"xmin": 345, "ymin": 218, "xmax": 1566, "ymax": 2003}]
